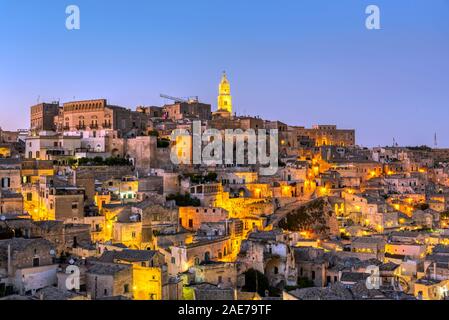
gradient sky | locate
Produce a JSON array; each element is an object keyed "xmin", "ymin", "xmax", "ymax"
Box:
[{"xmin": 1, "ymin": 0, "xmax": 448, "ymax": 147}]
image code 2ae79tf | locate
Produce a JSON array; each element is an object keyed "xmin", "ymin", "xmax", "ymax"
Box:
[{"xmin": 0, "ymin": 0, "xmax": 449, "ymax": 309}]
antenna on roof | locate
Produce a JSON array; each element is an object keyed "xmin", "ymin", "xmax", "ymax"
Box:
[
  {"xmin": 434, "ymin": 132, "xmax": 438, "ymax": 148},
  {"xmin": 37, "ymin": 95, "xmax": 40, "ymax": 103}
]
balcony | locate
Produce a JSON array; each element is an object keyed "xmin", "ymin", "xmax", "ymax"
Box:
[
  {"xmin": 76, "ymin": 125, "xmax": 86, "ymax": 130},
  {"xmin": 90, "ymin": 124, "xmax": 99, "ymax": 129},
  {"xmin": 102, "ymin": 123, "xmax": 112, "ymax": 129}
]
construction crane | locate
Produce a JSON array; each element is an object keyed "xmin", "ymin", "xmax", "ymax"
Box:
[{"xmin": 160, "ymin": 94, "xmax": 199, "ymax": 103}]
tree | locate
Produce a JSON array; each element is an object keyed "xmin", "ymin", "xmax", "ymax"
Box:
[
  {"xmin": 297, "ymin": 277, "xmax": 314, "ymax": 288},
  {"xmin": 68, "ymin": 158, "xmax": 77, "ymax": 167},
  {"xmin": 205, "ymin": 172, "xmax": 218, "ymax": 182},
  {"xmin": 166, "ymin": 193, "xmax": 200, "ymax": 207},
  {"xmin": 441, "ymin": 211, "xmax": 449, "ymax": 219},
  {"xmin": 157, "ymin": 138, "xmax": 170, "ymax": 148}
]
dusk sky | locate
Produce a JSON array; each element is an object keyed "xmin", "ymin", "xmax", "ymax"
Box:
[{"xmin": 1, "ymin": 0, "xmax": 448, "ymax": 147}]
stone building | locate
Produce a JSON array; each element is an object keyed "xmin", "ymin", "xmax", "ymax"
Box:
[
  {"xmin": 349, "ymin": 237, "xmax": 386, "ymax": 261},
  {"xmin": 86, "ymin": 262, "xmax": 133, "ymax": 300},
  {"xmin": 237, "ymin": 230, "xmax": 297, "ymax": 289},
  {"xmin": 294, "ymin": 125, "xmax": 355, "ymax": 147},
  {"xmin": 41, "ymin": 184, "xmax": 85, "ymax": 222},
  {"xmin": 0, "ymin": 238, "xmax": 58, "ymax": 295},
  {"xmin": 55, "ymin": 99, "xmax": 148, "ymax": 137},
  {"xmin": 168, "ymin": 237, "xmax": 233, "ymax": 275},
  {"xmin": 0, "ymin": 191, "xmax": 23, "ymax": 214},
  {"xmin": 25, "ymin": 132, "xmax": 82, "ymax": 160},
  {"xmin": 98, "ymin": 250, "xmax": 168, "ymax": 300},
  {"xmin": 0, "ymin": 158, "xmax": 21, "ymax": 192},
  {"xmin": 186, "ymin": 283, "xmax": 236, "ymax": 300},
  {"xmin": 178, "ymin": 207, "xmax": 228, "ymax": 231},
  {"xmin": 294, "ymin": 247, "xmax": 330, "ymax": 287},
  {"xmin": 125, "ymin": 135, "xmax": 157, "ymax": 172},
  {"xmin": 30, "ymin": 102, "xmax": 60, "ymax": 132},
  {"xmin": 30, "ymin": 220, "xmax": 91, "ymax": 254},
  {"xmin": 163, "ymin": 100, "xmax": 211, "ymax": 121},
  {"xmin": 192, "ymin": 261, "xmax": 237, "ymax": 289}
]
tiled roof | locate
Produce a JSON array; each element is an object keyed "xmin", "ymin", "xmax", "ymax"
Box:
[
  {"xmin": 87, "ymin": 262, "xmax": 130, "ymax": 275},
  {"xmin": 99, "ymin": 249, "xmax": 158, "ymax": 263}
]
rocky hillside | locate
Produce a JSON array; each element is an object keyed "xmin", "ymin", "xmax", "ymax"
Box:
[{"xmin": 277, "ymin": 197, "xmax": 339, "ymax": 238}]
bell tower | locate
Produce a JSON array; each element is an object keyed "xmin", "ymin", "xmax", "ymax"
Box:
[{"xmin": 217, "ymin": 71, "xmax": 232, "ymax": 114}]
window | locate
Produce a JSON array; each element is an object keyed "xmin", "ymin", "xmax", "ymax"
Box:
[
  {"xmin": 26, "ymin": 193, "xmax": 32, "ymax": 201},
  {"xmin": 312, "ymin": 271, "xmax": 316, "ymax": 280},
  {"xmin": 104, "ymin": 289, "xmax": 108, "ymax": 295},
  {"xmin": 188, "ymin": 219, "xmax": 193, "ymax": 228},
  {"xmin": 1, "ymin": 178, "xmax": 10, "ymax": 188},
  {"xmin": 171, "ymin": 257, "xmax": 176, "ymax": 264},
  {"xmin": 72, "ymin": 203, "xmax": 78, "ymax": 210},
  {"xmin": 274, "ymin": 267, "xmax": 279, "ymax": 274},
  {"xmin": 124, "ymin": 284, "xmax": 129, "ymax": 293},
  {"xmin": 141, "ymin": 262, "xmax": 146, "ymax": 267}
]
